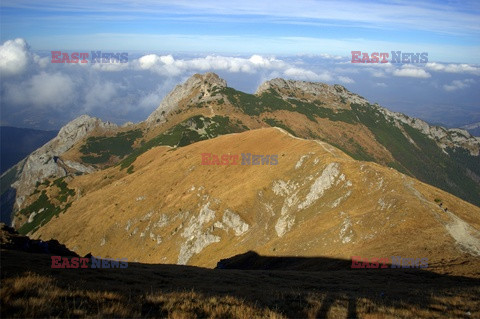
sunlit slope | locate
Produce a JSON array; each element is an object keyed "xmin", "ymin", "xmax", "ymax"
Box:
[
  {"xmin": 6, "ymin": 73, "xmax": 479, "ymax": 232},
  {"xmin": 32, "ymin": 128, "xmax": 480, "ymax": 268}
]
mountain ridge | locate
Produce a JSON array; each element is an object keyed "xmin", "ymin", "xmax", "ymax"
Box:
[
  {"xmin": 29, "ymin": 127, "xmax": 480, "ymax": 269},
  {"xmin": 1, "ymin": 72, "xmax": 479, "ymax": 232}
]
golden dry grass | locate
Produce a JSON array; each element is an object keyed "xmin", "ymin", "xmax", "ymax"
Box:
[
  {"xmin": 31, "ymin": 128, "xmax": 480, "ymax": 270},
  {"xmin": 1, "ymin": 249, "xmax": 480, "ymax": 318}
]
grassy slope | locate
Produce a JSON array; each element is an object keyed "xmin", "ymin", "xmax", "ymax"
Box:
[
  {"xmin": 1, "ymin": 249, "xmax": 479, "ymax": 319},
  {"xmin": 51, "ymin": 86, "xmax": 480, "ymax": 207},
  {"xmin": 351, "ymin": 103, "xmax": 480, "ymax": 207},
  {"xmin": 221, "ymin": 86, "xmax": 480, "ymax": 206},
  {"xmin": 13, "ymin": 84, "xmax": 478, "ymax": 236},
  {"xmin": 16, "ymin": 178, "xmax": 75, "ymax": 235},
  {"xmin": 119, "ymin": 115, "xmax": 247, "ymax": 171}
]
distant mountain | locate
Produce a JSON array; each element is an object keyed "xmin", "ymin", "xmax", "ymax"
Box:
[
  {"xmin": 0, "ymin": 126, "xmax": 57, "ymax": 174},
  {"xmin": 461, "ymin": 122, "xmax": 480, "ymax": 137}
]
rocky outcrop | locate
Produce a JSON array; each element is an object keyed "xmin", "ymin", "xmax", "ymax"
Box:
[
  {"xmin": 255, "ymin": 78, "xmax": 369, "ymax": 108},
  {"xmin": 8, "ymin": 115, "xmax": 117, "ymax": 211},
  {"xmin": 374, "ymin": 104, "xmax": 480, "ymax": 156},
  {"xmin": 256, "ymin": 77, "xmax": 480, "ymax": 156},
  {"xmin": 146, "ymin": 72, "xmax": 227, "ymax": 125}
]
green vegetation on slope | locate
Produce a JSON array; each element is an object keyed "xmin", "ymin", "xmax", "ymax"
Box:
[
  {"xmin": 446, "ymin": 147, "xmax": 480, "ymax": 179},
  {"xmin": 17, "ymin": 177, "xmax": 75, "ymax": 235},
  {"xmin": 221, "ymin": 87, "xmax": 356, "ymax": 123},
  {"xmin": 119, "ymin": 115, "xmax": 247, "ymax": 170},
  {"xmin": 263, "ymin": 118, "xmax": 296, "ymax": 136},
  {"xmin": 80, "ymin": 129, "xmax": 143, "ymax": 164},
  {"xmin": 351, "ymin": 103, "xmax": 480, "ymax": 206},
  {"xmin": 219, "ymin": 88, "xmax": 480, "ymax": 206}
]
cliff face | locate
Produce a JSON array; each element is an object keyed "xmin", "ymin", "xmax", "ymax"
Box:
[
  {"xmin": 146, "ymin": 72, "xmax": 227, "ymax": 125},
  {"xmin": 256, "ymin": 78, "xmax": 369, "ymax": 109},
  {"xmin": 376, "ymin": 106, "xmax": 480, "ymax": 156},
  {"xmin": 7, "ymin": 115, "xmax": 117, "ymax": 214}
]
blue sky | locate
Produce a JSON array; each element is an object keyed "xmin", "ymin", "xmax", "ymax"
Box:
[
  {"xmin": 1, "ymin": 0, "xmax": 480, "ymax": 63},
  {"xmin": 0, "ymin": 1, "xmax": 479, "ymax": 130}
]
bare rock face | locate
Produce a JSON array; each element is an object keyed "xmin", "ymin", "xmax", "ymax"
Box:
[
  {"xmin": 10, "ymin": 115, "xmax": 117, "ymax": 210},
  {"xmin": 375, "ymin": 105, "xmax": 480, "ymax": 156},
  {"xmin": 146, "ymin": 72, "xmax": 227, "ymax": 125},
  {"xmin": 255, "ymin": 78, "xmax": 369, "ymax": 108}
]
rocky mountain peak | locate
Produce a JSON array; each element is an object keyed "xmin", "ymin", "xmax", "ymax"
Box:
[
  {"xmin": 255, "ymin": 78, "xmax": 368, "ymax": 108},
  {"xmin": 146, "ymin": 72, "xmax": 227, "ymax": 125},
  {"xmin": 57, "ymin": 115, "xmax": 116, "ymax": 143},
  {"xmin": 10, "ymin": 115, "xmax": 117, "ymax": 212}
]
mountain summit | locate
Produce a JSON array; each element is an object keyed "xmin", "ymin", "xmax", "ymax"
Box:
[
  {"xmin": 1, "ymin": 73, "xmax": 479, "ymax": 234},
  {"xmin": 146, "ymin": 72, "xmax": 227, "ymax": 125},
  {"xmin": 256, "ymin": 78, "xmax": 368, "ymax": 109}
]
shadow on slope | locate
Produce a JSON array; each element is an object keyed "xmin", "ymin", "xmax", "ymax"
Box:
[
  {"xmin": 1, "ymin": 246, "xmax": 479, "ymax": 318},
  {"xmin": 216, "ymin": 250, "xmax": 354, "ymax": 271}
]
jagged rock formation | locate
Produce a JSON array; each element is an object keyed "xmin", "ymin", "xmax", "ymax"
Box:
[
  {"xmin": 6, "ymin": 115, "xmax": 116, "ymax": 212},
  {"xmin": 376, "ymin": 105, "xmax": 480, "ymax": 156},
  {"xmin": 146, "ymin": 72, "xmax": 227, "ymax": 125},
  {"xmin": 256, "ymin": 78, "xmax": 368, "ymax": 108},
  {"xmin": 257, "ymin": 78, "xmax": 480, "ymax": 156}
]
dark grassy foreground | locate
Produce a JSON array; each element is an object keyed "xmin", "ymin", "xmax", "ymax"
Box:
[{"xmin": 1, "ymin": 249, "xmax": 480, "ymax": 319}]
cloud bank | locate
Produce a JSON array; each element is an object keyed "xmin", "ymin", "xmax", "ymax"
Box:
[{"xmin": 1, "ymin": 38, "xmax": 479, "ymax": 129}]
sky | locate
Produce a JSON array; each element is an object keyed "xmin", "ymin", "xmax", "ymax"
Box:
[{"xmin": 0, "ymin": 0, "xmax": 479, "ymax": 129}]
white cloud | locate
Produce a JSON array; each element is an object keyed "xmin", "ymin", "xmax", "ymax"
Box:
[
  {"xmin": 133, "ymin": 53, "xmax": 333, "ymax": 81},
  {"xmin": 5, "ymin": 71, "xmax": 76, "ymax": 108},
  {"xmin": 425, "ymin": 62, "xmax": 480, "ymax": 75},
  {"xmin": 2, "ymin": 37, "xmax": 478, "ymax": 129},
  {"xmin": 337, "ymin": 76, "xmax": 354, "ymax": 84},
  {"xmin": 0, "ymin": 38, "xmax": 30, "ymax": 76},
  {"xmin": 443, "ymin": 79, "xmax": 475, "ymax": 92},
  {"xmin": 33, "ymin": 54, "xmax": 50, "ymax": 68},
  {"xmin": 283, "ymin": 67, "xmax": 332, "ymax": 81},
  {"xmin": 92, "ymin": 61, "xmax": 129, "ymax": 72},
  {"xmin": 392, "ymin": 66, "xmax": 431, "ymax": 78},
  {"xmin": 83, "ymin": 81, "xmax": 119, "ymax": 111},
  {"xmin": 371, "ymin": 70, "xmax": 386, "ymax": 78}
]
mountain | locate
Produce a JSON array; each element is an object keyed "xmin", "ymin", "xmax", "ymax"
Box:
[
  {"xmin": 461, "ymin": 122, "xmax": 480, "ymax": 137},
  {"xmin": 0, "ymin": 116, "xmax": 117, "ymax": 225},
  {"xmin": 1, "ymin": 72, "xmax": 479, "ymax": 233},
  {"xmin": 1, "ymin": 73, "xmax": 479, "ymax": 318},
  {"xmin": 27, "ymin": 126, "xmax": 480, "ymax": 270},
  {"xmin": 0, "ymin": 126, "xmax": 57, "ymax": 174}
]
